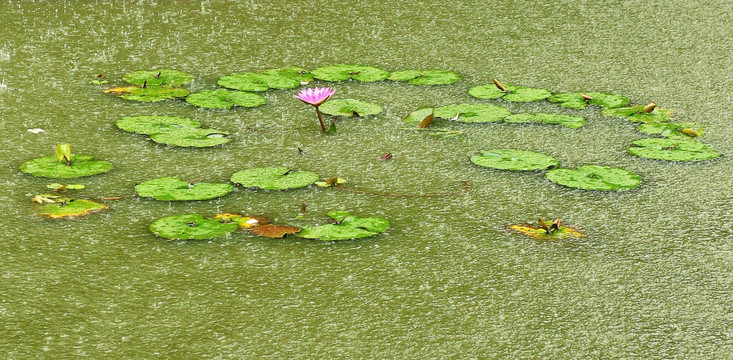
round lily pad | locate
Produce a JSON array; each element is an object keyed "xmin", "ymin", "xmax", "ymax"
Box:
[
  {"xmin": 135, "ymin": 177, "xmax": 233, "ymax": 201},
  {"xmin": 504, "ymin": 113, "xmax": 586, "ymax": 129},
  {"xmin": 230, "ymin": 167, "xmax": 319, "ymax": 190},
  {"xmin": 297, "ymin": 211, "xmax": 390, "ymax": 241},
  {"xmin": 21, "ymin": 155, "xmax": 113, "ymax": 179},
  {"xmin": 116, "ymin": 116, "xmax": 201, "ymax": 135},
  {"xmin": 471, "ymin": 150, "xmax": 559, "ymax": 171},
  {"xmin": 311, "ymin": 65, "xmax": 390, "ymax": 82},
  {"xmin": 468, "ymin": 84, "xmax": 551, "ymax": 102},
  {"xmin": 218, "ymin": 72, "xmax": 301, "ymax": 92},
  {"xmin": 637, "ymin": 122, "xmax": 700, "ymax": 139},
  {"xmin": 319, "ymin": 99, "xmax": 383, "ymax": 117},
  {"xmin": 123, "ymin": 69, "xmax": 194, "ymax": 86},
  {"xmin": 388, "ymin": 70, "xmax": 461, "ymax": 85},
  {"xmin": 150, "ymin": 214, "xmax": 238, "ymax": 240},
  {"xmin": 434, "ymin": 104, "xmax": 511, "ymax": 123},
  {"xmin": 39, "ymin": 198, "xmax": 107, "ymax": 219},
  {"xmin": 549, "ymin": 92, "xmax": 629, "ymax": 109},
  {"xmin": 627, "ymin": 138, "xmax": 721, "ymax": 161},
  {"xmin": 260, "ymin": 67, "xmax": 314, "ymax": 83},
  {"xmin": 545, "ymin": 165, "xmax": 642, "ymax": 191},
  {"xmin": 105, "ymin": 85, "xmax": 190, "ymax": 102},
  {"xmin": 250, "ymin": 224, "xmax": 301, "ymax": 238},
  {"xmin": 149, "ymin": 128, "xmax": 230, "ymax": 147},
  {"xmin": 185, "ymin": 89, "xmax": 267, "ymax": 109}
]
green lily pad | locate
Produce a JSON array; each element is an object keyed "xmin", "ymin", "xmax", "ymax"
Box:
[
  {"xmin": 46, "ymin": 183, "xmax": 85, "ymax": 190},
  {"xmin": 549, "ymin": 92, "xmax": 629, "ymax": 109},
  {"xmin": 91, "ymin": 80, "xmax": 108, "ymax": 85},
  {"xmin": 135, "ymin": 177, "xmax": 233, "ymax": 201},
  {"xmin": 311, "ymin": 64, "xmax": 390, "ymax": 82},
  {"xmin": 388, "ymin": 70, "xmax": 461, "ymax": 85},
  {"xmin": 21, "ymin": 155, "xmax": 113, "ymax": 179},
  {"xmin": 39, "ymin": 198, "xmax": 107, "ymax": 219},
  {"xmin": 504, "ymin": 113, "xmax": 586, "ymax": 129},
  {"xmin": 468, "ymin": 84, "xmax": 552, "ymax": 102},
  {"xmin": 218, "ymin": 72, "xmax": 301, "ymax": 92},
  {"xmin": 546, "ymin": 165, "xmax": 642, "ymax": 191},
  {"xmin": 319, "ymin": 99, "xmax": 383, "ymax": 117},
  {"xmin": 149, "ymin": 128, "xmax": 230, "ymax": 147},
  {"xmin": 402, "ymin": 107, "xmax": 435, "ymax": 125},
  {"xmin": 116, "ymin": 116, "xmax": 201, "ymax": 135},
  {"xmin": 185, "ymin": 89, "xmax": 267, "ymax": 109},
  {"xmin": 230, "ymin": 167, "xmax": 319, "ymax": 190},
  {"xmin": 149, "ymin": 214, "xmax": 238, "ymax": 240},
  {"xmin": 471, "ymin": 150, "xmax": 559, "ymax": 171},
  {"xmin": 297, "ymin": 211, "xmax": 390, "ymax": 241},
  {"xmin": 434, "ymin": 104, "xmax": 511, "ymax": 123},
  {"xmin": 260, "ymin": 67, "xmax": 314, "ymax": 83},
  {"xmin": 637, "ymin": 122, "xmax": 701, "ymax": 139},
  {"xmin": 627, "ymin": 138, "xmax": 721, "ymax": 161},
  {"xmin": 602, "ymin": 106, "xmax": 674, "ymax": 122},
  {"xmin": 104, "ymin": 85, "xmax": 190, "ymax": 102},
  {"xmin": 123, "ymin": 69, "xmax": 194, "ymax": 86}
]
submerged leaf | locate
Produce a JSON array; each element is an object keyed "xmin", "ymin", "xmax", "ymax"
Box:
[
  {"xmin": 471, "ymin": 149, "xmax": 559, "ymax": 171},
  {"xmin": 546, "ymin": 165, "xmax": 642, "ymax": 191},
  {"xmin": 123, "ymin": 69, "xmax": 194, "ymax": 86},
  {"xmin": 230, "ymin": 167, "xmax": 319, "ymax": 190},
  {"xmin": 149, "ymin": 128, "xmax": 230, "ymax": 147},
  {"xmin": 185, "ymin": 89, "xmax": 267, "ymax": 109},
  {"xmin": 319, "ymin": 99, "xmax": 383, "ymax": 117},
  {"xmin": 468, "ymin": 83, "xmax": 551, "ymax": 102},
  {"xmin": 135, "ymin": 177, "xmax": 233, "ymax": 201},
  {"xmin": 508, "ymin": 223, "xmax": 585, "ymax": 239},
  {"xmin": 388, "ymin": 70, "xmax": 461, "ymax": 85},
  {"xmin": 434, "ymin": 104, "xmax": 511, "ymax": 123},
  {"xmin": 38, "ymin": 198, "xmax": 107, "ymax": 219},
  {"xmin": 218, "ymin": 72, "xmax": 301, "ymax": 91},
  {"xmin": 311, "ymin": 64, "xmax": 390, "ymax": 82},
  {"xmin": 116, "ymin": 116, "xmax": 201, "ymax": 135},
  {"xmin": 627, "ymin": 138, "xmax": 720, "ymax": 161},
  {"xmin": 149, "ymin": 214, "xmax": 238, "ymax": 240},
  {"xmin": 297, "ymin": 211, "xmax": 390, "ymax": 241},
  {"xmin": 504, "ymin": 113, "xmax": 586, "ymax": 129},
  {"xmin": 21, "ymin": 155, "xmax": 113, "ymax": 179}
]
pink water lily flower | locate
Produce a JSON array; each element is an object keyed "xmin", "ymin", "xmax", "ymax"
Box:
[{"xmin": 294, "ymin": 87, "xmax": 336, "ymax": 133}]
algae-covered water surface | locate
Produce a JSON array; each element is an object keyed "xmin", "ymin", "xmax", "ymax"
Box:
[{"xmin": 1, "ymin": 1, "xmax": 732, "ymax": 358}]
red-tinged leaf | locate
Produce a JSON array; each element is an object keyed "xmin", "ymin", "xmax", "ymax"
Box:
[{"xmin": 250, "ymin": 224, "xmax": 301, "ymax": 238}]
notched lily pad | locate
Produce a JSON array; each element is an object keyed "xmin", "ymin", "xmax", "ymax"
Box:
[
  {"xmin": 251, "ymin": 224, "xmax": 301, "ymax": 238},
  {"xmin": 319, "ymin": 99, "xmax": 383, "ymax": 117},
  {"xmin": 150, "ymin": 214, "xmax": 238, "ymax": 240},
  {"xmin": 21, "ymin": 155, "xmax": 113, "ymax": 179},
  {"xmin": 149, "ymin": 128, "xmax": 230, "ymax": 147},
  {"xmin": 104, "ymin": 85, "xmax": 190, "ymax": 102},
  {"xmin": 297, "ymin": 211, "xmax": 390, "ymax": 241},
  {"xmin": 627, "ymin": 138, "xmax": 721, "ymax": 161},
  {"xmin": 123, "ymin": 69, "xmax": 194, "ymax": 86},
  {"xmin": 468, "ymin": 83, "xmax": 551, "ymax": 102},
  {"xmin": 549, "ymin": 92, "xmax": 629, "ymax": 109},
  {"xmin": 37, "ymin": 197, "xmax": 107, "ymax": 219},
  {"xmin": 135, "ymin": 177, "xmax": 233, "ymax": 201},
  {"xmin": 218, "ymin": 72, "xmax": 301, "ymax": 92},
  {"xmin": 434, "ymin": 104, "xmax": 511, "ymax": 123},
  {"xmin": 388, "ymin": 70, "xmax": 461, "ymax": 85},
  {"xmin": 230, "ymin": 167, "xmax": 319, "ymax": 190},
  {"xmin": 185, "ymin": 89, "xmax": 267, "ymax": 109},
  {"xmin": 471, "ymin": 150, "xmax": 559, "ymax": 171},
  {"xmin": 637, "ymin": 122, "xmax": 701, "ymax": 139},
  {"xmin": 546, "ymin": 165, "xmax": 642, "ymax": 191},
  {"xmin": 311, "ymin": 65, "xmax": 390, "ymax": 82},
  {"xmin": 260, "ymin": 67, "xmax": 314, "ymax": 83},
  {"xmin": 504, "ymin": 113, "xmax": 586, "ymax": 129},
  {"xmin": 116, "ymin": 116, "xmax": 201, "ymax": 135}
]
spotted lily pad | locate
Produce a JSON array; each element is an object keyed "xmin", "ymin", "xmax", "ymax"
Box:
[
  {"xmin": 149, "ymin": 128, "xmax": 230, "ymax": 147},
  {"xmin": 218, "ymin": 72, "xmax": 301, "ymax": 92},
  {"xmin": 21, "ymin": 155, "xmax": 113, "ymax": 179},
  {"xmin": 37, "ymin": 197, "xmax": 107, "ymax": 219},
  {"xmin": 504, "ymin": 113, "xmax": 586, "ymax": 129},
  {"xmin": 116, "ymin": 116, "xmax": 201, "ymax": 135},
  {"xmin": 149, "ymin": 214, "xmax": 238, "ymax": 240},
  {"xmin": 546, "ymin": 165, "xmax": 642, "ymax": 191},
  {"xmin": 549, "ymin": 92, "xmax": 629, "ymax": 109},
  {"xmin": 508, "ymin": 222, "xmax": 585, "ymax": 239},
  {"xmin": 260, "ymin": 67, "xmax": 314, "ymax": 83},
  {"xmin": 135, "ymin": 177, "xmax": 233, "ymax": 201},
  {"xmin": 185, "ymin": 89, "xmax": 267, "ymax": 109},
  {"xmin": 123, "ymin": 70, "xmax": 194, "ymax": 86},
  {"xmin": 297, "ymin": 211, "xmax": 390, "ymax": 241},
  {"xmin": 311, "ymin": 65, "xmax": 390, "ymax": 82},
  {"xmin": 230, "ymin": 167, "xmax": 319, "ymax": 190},
  {"xmin": 104, "ymin": 85, "xmax": 190, "ymax": 102},
  {"xmin": 637, "ymin": 122, "xmax": 701, "ymax": 139},
  {"xmin": 388, "ymin": 70, "xmax": 461, "ymax": 85},
  {"xmin": 471, "ymin": 150, "xmax": 559, "ymax": 171},
  {"xmin": 319, "ymin": 99, "xmax": 383, "ymax": 117},
  {"xmin": 468, "ymin": 84, "xmax": 551, "ymax": 102},
  {"xmin": 627, "ymin": 138, "xmax": 720, "ymax": 161},
  {"xmin": 434, "ymin": 104, "xmax": 511, "ymax": 123},
  {"xmin": 250, "ymin": 224, "xmax": 301, "ymax": 238}
]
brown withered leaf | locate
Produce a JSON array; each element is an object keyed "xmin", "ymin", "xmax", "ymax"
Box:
[
  {"xmin": 250, "ymin": 224, "xmax": 301, "ymax": 238},
  {"xmin": 417, "ymin": 110, "xmax": 434, "ymax": 128}
]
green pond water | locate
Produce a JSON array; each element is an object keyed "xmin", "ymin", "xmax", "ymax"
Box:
[{"xmin": 1, "ymin": 0, "xmax": 732, "ymax": 358}]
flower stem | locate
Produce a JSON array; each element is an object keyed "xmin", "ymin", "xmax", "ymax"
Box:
[{"xmin": 315, "ymin": 106, "xmax": 327, "ymax": 134}]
